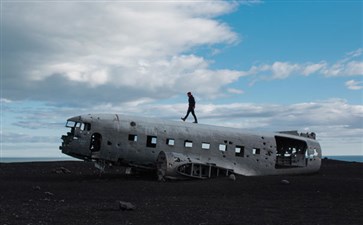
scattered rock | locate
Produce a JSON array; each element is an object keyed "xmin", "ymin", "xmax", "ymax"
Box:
[
  {"xmin": 44, "ymin": 191, "xmax": 54, "ymax": 196},
  {"xmin": 33, "ymin": 186, "xmax": 41, "ymax": 191},
  {"xmin": 229, "ymin": 174, "xmax": 236, "ymax": 181},
  {"xmin": 280, "ymin": 179, "xmax": 290, "ymax": 185},
  {"xmin": 119, "ymin": 201, "xmax": 136, "ymax": 211},
  {"xmin": 53, "ymin": 167, "xmax": 71, "ymax": 174}
]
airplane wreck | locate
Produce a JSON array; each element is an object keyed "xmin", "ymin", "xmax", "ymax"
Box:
[{"xmin": 60, "ymin": 114, "xmax": 322, "ymax": 180}]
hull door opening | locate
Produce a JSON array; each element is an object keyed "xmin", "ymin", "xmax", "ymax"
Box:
[{"xmin": 275, "ymin": 136, "xmax": 307, "ymax": 168}]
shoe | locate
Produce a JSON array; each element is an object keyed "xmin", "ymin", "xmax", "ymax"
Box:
[{"xmin": 181, "ymin": 117, "xmax": 185, "ymax": 121}]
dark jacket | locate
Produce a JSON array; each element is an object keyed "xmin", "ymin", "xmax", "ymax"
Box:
[{"xmin": 188, "ymin": 95, "xmax": 196, "ymax": 108}]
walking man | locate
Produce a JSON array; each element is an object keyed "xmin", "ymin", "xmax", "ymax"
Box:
[{"xmin": 181, "ymin": 92, "xmax": 198, "ymax": 123}]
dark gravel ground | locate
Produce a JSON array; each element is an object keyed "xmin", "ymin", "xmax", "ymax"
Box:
[{"xmin": 0, "ymin": 159, "xmax": 362, "ymax": 225}]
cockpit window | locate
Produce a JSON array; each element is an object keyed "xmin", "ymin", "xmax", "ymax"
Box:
[
  {"xmin": 66, "ymin": 121, "xmax": 76, "ymax": 128},
  {"xmin": 65, "ymin": 121, "xmax": 91, "ymax": 131}
]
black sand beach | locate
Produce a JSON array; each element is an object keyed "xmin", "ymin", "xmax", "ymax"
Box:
[{"xmin": 1, "ymin": 159, "xmax": 362, "ymax": 225}]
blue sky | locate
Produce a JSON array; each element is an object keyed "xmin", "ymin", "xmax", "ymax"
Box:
[{"xmin": 1, "ymin": 0, "xmax": 362, "ymax": 158}]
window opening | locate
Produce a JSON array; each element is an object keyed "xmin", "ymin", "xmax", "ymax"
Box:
[
  {"xmin": 167, "ymin": 138, "xmax": 175, "ymax": 146},
  {"xmin": 202, "ymin": 142, "xmax": 210, "ymax": 150},
  {"xmin": 275, "ymin": 136, "xmax": 308, "ymax": 168},
  {"xmin": 253, "ymin": 148, "xmax": 260, "ymax": 155},
  {"xmin": 66, "ymin": 121, "xmax": 91, "ymax": 131},
  {"xmin": 235, "ymin": 145, "xmax": 244, "ymax": 157},
  {"xmin": 184, "ymin": 140, "xmax": 193, "ymax": 148},
  {"xmin": 66, "ymin": 121, "xmax": 76, "ymax": 128},
  {"xmin": 146, "ymin": 136, "xmax": 157, "ymax": 148},
  {"xmin": 83, "ymin": 123, "xmax": 91, "ymax": 131},
  {"xmin": 80, "ymin": 123, "xmax": 85, "ymax": 130},
  {"xmin": 89, "ymin": 133, "xmax": 102, "ymax": 152},
  {"xmin": 307, "ymin": 148, "xmax": 319, "ymax": 159},
  {"xmin": 219, "ymin": 144, "xmax": 227, "ymax": 152},
  {"xmin": 313, "ymin": 148, "xmax": 318, "ymax": 156},
  {"xmin": 128, "ymin": 134, "xmax": 138, "ymax": 142}
]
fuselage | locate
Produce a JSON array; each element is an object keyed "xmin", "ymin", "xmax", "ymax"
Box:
[{"xmin": 60, "ymin": 114, "xmax": 322, "ymax": 179}]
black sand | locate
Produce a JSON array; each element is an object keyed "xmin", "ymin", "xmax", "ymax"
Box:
[{"xmin": 1, "ymin": 159, "xmax": 362, "ymax": 225}]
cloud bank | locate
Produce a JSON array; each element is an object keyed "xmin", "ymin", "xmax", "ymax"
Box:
[
  {"xmin": 3, "ymin": 1, "xmax": 244, "ymax": 105},
  {"xmin": 3, "ymin": 1, "xmax": 362, "ymax": 107},
  {"xmin": 247, "ymin": 49, "xmax": 363, "ymax": 85}
]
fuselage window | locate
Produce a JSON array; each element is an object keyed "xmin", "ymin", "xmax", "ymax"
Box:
[
  {"xmin": 80, "ymin": 123, "xmax": 85, "ymax": 130},
  {"xmin": 128, "ymin": 134, "xmax": 138, "ymax": 142},
  {"xmin": 167, "ymin": 138, "xmax": 175, "ymax": 146},
  {"xmin": 83, "ymin": 123, "xmax": 91, "ymax": 131},
  {"xmin": 202, "ymin": 142, "xmax": 210, "ymax": 150},
  {"xmin": 66, "ymin": 121, "xmax": 91, "ymax": 131},
  {"xmin": 66, "ymin": 121, "xmax": 76, "ymax": 128},
  {"xmin": 80, "ymin": 123, "xmax": 91, "ymax": 131},
  {"xmin": 313, "ymin": 148, "xmax": 318, "ymax": 156},
  {"xmin": 219, "ymin": 144, "xmax": 227, "ymax": 152},
  {"xmin": 146, "ymin": 136, "xmax": 157, "ymax": 148},
  {"xmin": 235, "ymin": 145, "xmax": 244, "ymax": 157},
  {"xmin": 253, "ymin": 148, "xmax": 260, "ymax": 155},
  {"xmin": 307, "ymin": 148, "xmax": 319, "ymax": 158},
  {"xmin": 184, "ymin": 140, "xmax": 193, "ymax": 148},
  {"xmin": 90, "ymin": 133, "xmax": 102, "ymax": 152}
]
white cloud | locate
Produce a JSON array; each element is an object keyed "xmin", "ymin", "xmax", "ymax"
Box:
[
  {"xmin": 227, "ymin": 88, "xmax": 245, "ymax": 94},
  {"xmin": 246, "ymin": 61, "xmax": 301, "ymax": 85},
  {"xmin": 0, "ymin": 98, "xmax": 12, "ymax": 103},
  {"xmin": 302, "ymin": 62, "xmax": 327, "ymax": 76},
  {"xmin": 271, "ymin": 61, "xmax": 300, "ymax": 79},
  {"xmin": 322, "ymin": 61, "xmax": 363, "ymax": 77},
  {"xmin": 31, "ymin": 62, "xmax": 109, "ymax": 86},
  {"xmin": 246, "ymin": 49, "xmax": 363, "ymax": 85},
  {"xmin": 345, "ymin": 80, "xmax": 363, "ymax": 90},
  {"xmin": 3, "ymin": 1, "xmax": 245, "ymax": 102},
  {"xmin": 322, "ymin": 48, "xmax": 363, "ymax": 77},
  {"xmin": 346, "ymin": 48, "xmax": 363, "ymax": 59},
  {"xmin": 344, "ymin": 61, "xmax": 363, "ymax": 75},
  {"xmin": 4, "ymin": 1, "xmax": 361, "ymax": 103}
]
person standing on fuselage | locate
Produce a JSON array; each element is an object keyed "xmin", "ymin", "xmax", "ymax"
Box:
[{"xmin": 181, "ymin": 92, "xmax": 198, "ymax": 123}]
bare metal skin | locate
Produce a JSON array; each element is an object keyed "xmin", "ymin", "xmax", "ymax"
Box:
[{"xmin": 60, "ymin": 114, "xmax": 322, "ymax": 180}]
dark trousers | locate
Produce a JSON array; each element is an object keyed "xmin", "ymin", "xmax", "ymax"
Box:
[{"xmin": 183, "ymin": 107, "xmax": 198, "ymax": 123}]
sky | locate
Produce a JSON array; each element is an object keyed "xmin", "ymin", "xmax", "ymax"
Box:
[{"xmin": 1, "ymin": 0, "xmax": 362, "ymax": 158}]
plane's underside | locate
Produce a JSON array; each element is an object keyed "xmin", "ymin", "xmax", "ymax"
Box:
[{"xmin": 60, "ymin": 114, "xmax": 322, "ymax": 180}]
